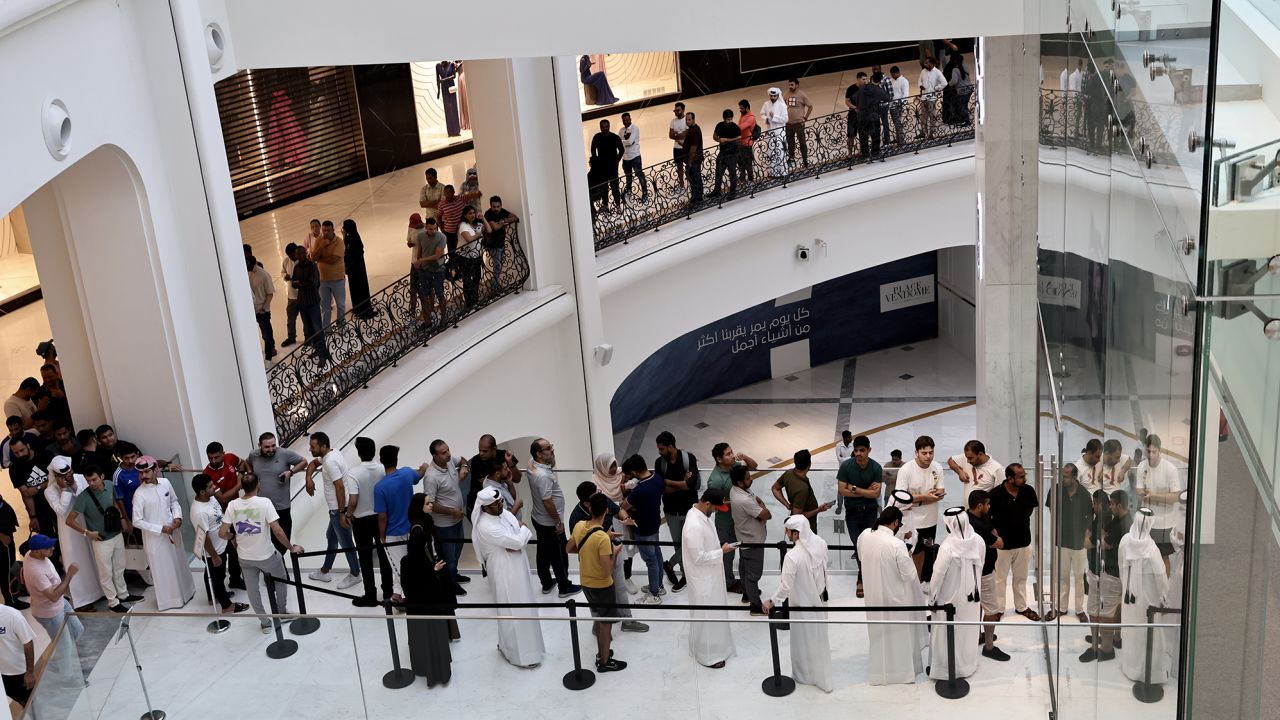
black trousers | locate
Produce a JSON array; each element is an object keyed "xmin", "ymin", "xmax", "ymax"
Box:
[
  {"xmin": 272, "ymin": 507, "xmax": 293, "ymax": 557},
  {"xmin": 353, "ymin": 514, "xmax": 393, "ymax": 600},
  {"xmin": 226, "ymin": 542, "xmax": 244, "ymax": 588},
  {"xmin": 532, "ymin": 520, "xmax": 571, "ymax": 592},
  {"xmin": 859, "ymin": 115, "xmax": 882, "ymax": 157},
  {"xmin": 206, "ymin": 551, "xmax": 231, "ymax": 610}
]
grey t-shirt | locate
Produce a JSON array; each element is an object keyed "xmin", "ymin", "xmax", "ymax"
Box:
[
  {"xmin": 423, "ymin": 459, "xmax": 464, "ymax": 528},
  {"xmin": 350, "ymin": 461, "xmax": 385, "ymax": 518},
  {"xmin": 244, "ymin": 448, "xmax": 305, "ymax": 510},
  {"xmin": 417, "ymin": 230, "xmax": 447, "ymax": 272},
  {"xmin": 527, "ymin": 463, "xmax": 564, "ymax": 527}
]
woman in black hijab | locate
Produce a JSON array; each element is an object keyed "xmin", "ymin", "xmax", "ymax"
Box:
[
  {"xmin": 401, "ymin": 522, "xmax": 458, "ymax": 687},
  {"xmin": 342, "ymin": 219, "xmax": 374, "ymax": 319}
]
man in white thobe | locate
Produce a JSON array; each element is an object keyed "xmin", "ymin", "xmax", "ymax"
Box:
[
  {"xmin": 858, "ymin": 505, "xmax": 925, "ymax": 684},
  {"xmin": 1162, "ymin": 491, "xmax": 1187, "ymax": 680},
  {"xmin": 886, "ymin": 489, "xmax": 917, "ymax": 553},
  {"xmin": 44, "ymin": 456, "xmax": 102, "ymax": 608},
  {"xmin": 764, "ymin": 515, "xmax": 831, "ymax": 692},
  {"xmin": 683, "ymin": 489, "xmax": 735, "ymax": 668},
  {"xmin": 758, "ymin": 88, "xmax": 789, "ymax": 176},
  {"xmin": 473, "ymin": 488, "xmax": 544, "ymax": 668},
  {"xmin": 1119, "ymin": 507, "xmax": 1169, "ymax": 684},
  {"xmin": 130, "ymin": 456, "xmax": 195, "ymax": 611},
  {"xmin": 929, "ymin": 507, "xmax": 984, "ymax": 680}
]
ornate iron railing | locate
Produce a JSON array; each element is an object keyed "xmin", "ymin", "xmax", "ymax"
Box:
[
  {"xmin": 590, "ymin": 89, "xmax": 980, "ymax": 251},
  {"xmin": 266, "ymin": 224, "xmax": 531, "ymax": 445},
  {"xmin": 1039, "ymin": 88, "xmax": 1177, "ymax": 166}
]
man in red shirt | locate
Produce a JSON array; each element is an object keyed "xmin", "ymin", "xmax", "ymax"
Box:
[
  {"xmin": 203, "ymin": 441, "xmax": 245, "ymax": 590},
  {"xmin": 736, "ymin": 99, "xmax": 756, "ymax": 184},
  {"xmin": 437, "ymin": 185, "xmax": 468, "ymax": 276}
]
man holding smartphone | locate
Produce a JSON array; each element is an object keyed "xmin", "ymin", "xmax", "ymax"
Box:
[{"xmin": 896, "ymin": 435, "xmax": 946, "ymax": 582}]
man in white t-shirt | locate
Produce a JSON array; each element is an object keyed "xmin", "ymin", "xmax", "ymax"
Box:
[
  {"xmin": 424, "ymin": 439, "xmax": 470, "ymax": 589},
  {"xmin": 670, "ymin": 102, "xmax": 689, "ymax": 186},
  {"xmin": 896, "ymin": 435, "xmax": 946, "ymax": 580},
  {"xmin": 346, "ymin": 436, "xmax": 390, "ymax": 607},
  {"xmin": 888, "ymin": 65, "xmax": 910, "ymax": 144},
  {"xmin": 304, "ymin": 431, "xmax": 361, "ymax": 589},
  {"xmin": 0, "ymin": 603, "xmax": 36, "ymax": 707},
  {"xmin": 191, "ymin": 475, "xmax": 248, "ymax": 615},
  {"xmin": 1134, "ymin": 435, "xmax": 1182, "ymax": 568},
  {"xmin": 917, "ymin": 57, "xmax": 948, "ymax": 139},
  {"xmin": 619, "ymin": 112, "xmax": 647, "ymax": 201},
  {"xmin": 221, "ymin": 473, "xmax": 303, "ymax": 633},
  {"xmin": 948, "ymin": 439, "xmax": 1004, "ymax": 505},
  {"xmin": 1075, "ymin": 439, "xmax": 1103, "ymax": 493},
  {"xmin": 1099, "ymin": 439, "xmax": 1132, "ymax": 492},
  {"xmin": 281, "ymin": 243, "xmax": 301, "ymax": 347},
  {"xmin": 833, "ymin": 430, "xmax": 855, "ymax": 515}
]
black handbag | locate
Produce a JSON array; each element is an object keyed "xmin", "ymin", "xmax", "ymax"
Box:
[{"xmin": 88, "ymin": 488, "xmax": 123, "ymax": 535}]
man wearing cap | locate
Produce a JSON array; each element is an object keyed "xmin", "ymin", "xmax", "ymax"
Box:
[
  {"xmin": 682, "ymin": 488, "xmax": 736, "ymax": 669},
  {"xmin": 22, "ymin": 534, "xmax": 84, "ymax": 678},
  {"xmin": 473, "ymin": 487, "xmax": 545, "ymax": 668},
  {"xmin": 131, "ymin": 456, "xmax": 195, "ymax": 610},
  {"xmin": 43, "ymin": 456, "xmax": 102, "ymax": 609},
  {"xmin": 764, "ymin": 515, "xmax": 831, "ymax": 692}
]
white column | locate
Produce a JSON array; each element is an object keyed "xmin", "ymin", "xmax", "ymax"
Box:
[{"xmin": 975, "ymin": 35, "xmax": 1040, "ymax": 465}]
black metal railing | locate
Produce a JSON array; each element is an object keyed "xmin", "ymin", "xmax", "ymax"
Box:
[
  {"xmin": 1039, "ymin": 88, "xmax": 1177, "ymax": 165},
  {"xmin": 589, "ymin": 89, "xmax": 980, "ymax": 251},
  {"xmin": 267, "ymin": 224, "xmax": 531, "ymax": 445}
]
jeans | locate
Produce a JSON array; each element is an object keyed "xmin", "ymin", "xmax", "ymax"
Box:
[
  {"xmin": 34, "ymin": 599, "xmax": 83, "ymax": 678},
  {"xmin": 634, "ymin": 533, "xmax": 664, "ymax": 594},
  {"xmin": 320, "ymin": 278, "xmax": 346, "ymax": 327},
  {"xmin": 353, "ymin": 514, "xmax": 393, "ymax": 600},
  {"xmin": 738, "ymin": 546, "xmax": 764, "ymax": 609},
  {"xmin": 89, "ymin": 533, "xmax": 129, "ymax": 605},
  {"xmin": 285, "ymin": 298, "xmax": 300, "ymax": 341},
  {"xmin": 890, "ymin": 104, "xmax": 905, "ymax": 144},
  {"xmin": 665, "ymin": 513, "xmax": 687, "ymax": 572},
  {"xmin": 737, "ymin": 146, "xmax": 754, "ymax": 183},
  {"xmin": 879, "ymin": 106, "xmax": 891, "ymax": 147},
  {"xmin": 321, "ymin": 509, "xmax": 360, "ymax": 574},
  {"xmin": 206, "ymin": 551, "xmax": 232, "ymax": 609},
  {"xmin": 687, "ymin": 157, "xmax": 704, "ymax": 203},
  {"xmin": 300, "ymin": 305, "xmax": 329, "ymax": 362},
  {"xmin": 533, "ymin": 520, "xmax": 572, "ymax": 591},
  {"xmin": 256, "ymin": 311, "xmax": 275, "ymax": 357},
  {"xmin": 241, "ymin": 553, "xmax": 289, "ymax": 627},
  {"xmin": 385, "ymin": 533, "xmax": 409, "ymax": 596},
  {"xmin": 622, "ymin": 156, "xmax": 647, "ymax": 197},
  {"xmin": 713, "ymin": 148, "xmax": 738, "ymax": 197},
  {"xmin": 436, "ymin": 522, "xmax": 465, "ymax": 581},
  {"xmin": 485, "ymin": 245, "xmax": 505, "ymax": 294},
  {"xmin": 785, "ymin": 123, "xmax": 809, "ymax": 165},
  {"xmin": 845, "ymin": 504, "xmax": 879, "ymax": 584}
]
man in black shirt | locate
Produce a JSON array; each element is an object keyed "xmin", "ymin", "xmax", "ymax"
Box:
[
  {"xmin": 0, "ymin": 493, "xmax": 26, "ymax": 609},
  {"xmin": 655, "ymin": 431, "xmax": 699, "ymax": 593},
  {"xmin": 857, "ymin": 72, "xmax": 889, "ymax": 158},
  {"xmin": 8, "ymin": 437, "xmax": 57, "ymax": 539},
  {"xmin": 481, "ymin": 196, "xmax": 518, "ymax": 295},
  {"xmin": 967, "ymin": 490, "xmax": 1009, "ymax": 661},
  {"xmin": 711, "ymin": 109, "xmax": 741, "ymax": 199},
  {"xmin": 1081, "ymin": 490, "xmax": 1131, "ymax": 662},
  {"xmin": 989, "ymin": 463, "xmax": 1040, "ymax": 621},
  {"xmin": 590, "ymin": 119, "xmax": 624, "ymax": 210},
  {"xmin": 1045, "ymin": 464, "xmax": 1093, "ymax": 622}
]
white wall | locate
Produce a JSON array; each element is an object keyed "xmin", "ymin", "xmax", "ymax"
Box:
[{"xmin": 937, "ymin": 245, "xmax": 977, "ymax": 362}]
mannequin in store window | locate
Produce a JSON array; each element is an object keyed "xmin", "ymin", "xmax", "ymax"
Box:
[
  {"xmin": 579, "ymin": 54, "xmax": 618, "ymax": 106},
  {"xmin": 457, "ymin": 61, "xmax": 471, "ymax": 132},
  {"xmin": 436, "ymin": 61, "xmax": 461, "ymax": 137}
]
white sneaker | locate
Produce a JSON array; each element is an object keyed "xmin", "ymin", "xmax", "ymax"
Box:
[
  {"xmin": 337, "ymin": 574, "xmax": 361, "ymax": 590},
  {"xmin": 640, "ymin": 592, "xmax": 663, "ymax": 606},
  {"xmin": 656, "ymin": 585, "xmax": 667, "ymax": 597},
  {"xmin": 624, "ymin": 579, "xmax": 639, "ymax": 595},
  {"xmin": 260, "ymin": 624, "xmax": 272, "ymax": 634},
  {"xmin": 308, "ymin": 570, "xmax": 332, "ymax": 583}
]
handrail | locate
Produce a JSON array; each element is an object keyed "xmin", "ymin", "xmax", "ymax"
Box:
[
  {"xmin": 590, "ymin": 88, "xmax": 980, "ymax": 251},
  {"xmin": 266, "ymin": 224, "xmax": 531, "ymax": 446},
  {"xmin": 1037, "ymin": 304, "xmax": 1063, "ymax": 433}
]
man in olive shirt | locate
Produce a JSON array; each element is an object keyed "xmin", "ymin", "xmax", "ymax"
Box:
[
  {"xmin": 836, "ymin": 435, "xmax": 883, "ymax": 596},
  {"xmin": 707, "ymin": 442, "xmax": 756, "ymax": 594},
  {"xmin": 772, "ymin": 449, "xmax": 833, "ymax": 533},
  {"xmin": 66, "ymin": 466, "xmax": 141, "ymax": 612}
]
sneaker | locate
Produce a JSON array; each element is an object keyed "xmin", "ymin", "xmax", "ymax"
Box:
[
  {"xmin": 352, "ymin": 596, "xmax": 379, "ymax": 608},
  {"xmin": 978, "ymin": 634, "xmax": 999, "ymax": 645},
  {"xmin": 230, "ymin": 603, "xmax": 250, "ymax": 614},
  {"xmin": 663, "ymin": 560, "xmax": 678, "ymax": 585},
  {"xmin": 109, "ymin": 604, "xmax": 129, "ymax": 614},
  {"xmin": 624, "ymin": 579, "xmax": 639, "ymax": 595},
  {"xmin": 982, "ymin": 646, "xmax": 1012, "ymax": 662},
  {"xmin": 596, "ymin": 658, "xmax": 628, "ymax": 673},
  {"xmin": 456, "ymin": 574, "xmax": 472, "ymax": 584},
  {"xmin": 308, "ymin": 570, "xmax": 333, "ymax": 583},
  {"xmin": 454, "ymin": 584, "xmax": 468, "ymax": 597},
  {"xmin": 727, "ymin": 580, "xmax": 744, "ymax": 594},
  {"xmin": 1085, "ymin": 634, "xmax": 1121, "ymax": 649},
  {"xmin": 261, "ymin": 624, "xmax": 273, "ymax": 634},
  {"xmin": 1079, "ymin": 648, "xmax": 1116, "ymax": 663},
  {"xmin": 557, "ymin": 584, "xmax": 581, "ymax": 598},
  {"xmin": 541, "ymin": 584, "xmax": 555, "ymax": 595},
  {"xmin": 620, "ymin": 621, "xmax": 650, "ymax": 633},
  {"xmin": 639, "ymin": 592, "xmax": 663, "ymax": 606},
  {"xmin": 124, "ymin": 594, "xmax": 145, "ymax": 603},
  {"xmin": 656, "ymin": 585, "xmax": 667, "ymax": 597},
  {"xmin": 281, "ymin": 339, "xmax": 296, "ymax": 347},
  {"xmin": 337, "ymin": 574, "xmax": 361, "ymax": 590},
  {"xmin": 671, "ymin": 578, "xmax": 687, "ymax": 593}
]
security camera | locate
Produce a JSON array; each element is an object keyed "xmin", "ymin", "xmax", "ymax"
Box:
[{"xmin": 796, "ymin": 245, "xmax": 810, "ymax": 261}]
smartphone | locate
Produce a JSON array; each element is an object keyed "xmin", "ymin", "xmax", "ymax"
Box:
[{"xmin": 728, "ymin": 541, "xmax": 742, "ymax": 548}]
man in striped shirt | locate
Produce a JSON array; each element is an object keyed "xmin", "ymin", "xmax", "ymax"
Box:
[{"xmin": 438, "ymin": 184, "xmax": 468, "ymax": 275}]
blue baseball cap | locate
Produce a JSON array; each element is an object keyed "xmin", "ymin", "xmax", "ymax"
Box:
[{"xmin": 29, "ymin": 534, "xmax": 57, "ymax": 551}]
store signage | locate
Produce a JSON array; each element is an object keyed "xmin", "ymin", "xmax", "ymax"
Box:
[
  {"xmin": 880, "ymin": 275, "xmax": 936, "ymax": 312},
  {"xmin": 1038, "ymin": 275, "xmax": 1082, "ymax": 309}
]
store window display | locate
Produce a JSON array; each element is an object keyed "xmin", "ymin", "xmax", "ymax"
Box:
[
  {"xmin": 411, "ymin": 61, "xmax": 474, "ymax": 155},
  {"xmin": 577, "ymin": 52, "xmax": 681, "ymax": 112}
]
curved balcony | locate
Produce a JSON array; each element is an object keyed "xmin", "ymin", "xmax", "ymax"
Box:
[
  {"xmin": 267, "ymin": 225, "xmax": 530, "ymax": 445},
  {"xmin": 590, "ymin": 91, "xmax": 980, "ymax": 251}
]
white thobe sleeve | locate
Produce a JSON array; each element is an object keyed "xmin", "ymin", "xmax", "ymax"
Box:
[
  {"xmin": 771, "ymin": 556, "xmax": 798, "ymax": 605},
  {"xmin": 691, "ymin": 530, "xmax": 723, "ymax": 565},
  {"xmin": 892, "ymin": 543, "xmax": 917, "ymax": 582},
  {"xmin": 45, "ymin": 485, "xmax": 74, "ymax": 516},
  {"xmin": 132, "ymin": 492, "xmax": 163, "ymax": 534},
  {"xmin": 165, "ymin": 480, "xmax": 183, "ymax": 520}
]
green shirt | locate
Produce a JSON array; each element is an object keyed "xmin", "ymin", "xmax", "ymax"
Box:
[
  {"xmin": 778, "ymin": 469, "xmax": 819, "ymax": 532},
  {"xmin": 706, "ymin": 464, "xmax": 737, "ymax": 536},
  {"xmin": 70, "ymin": 481, "xmax": 121, "ymax": 540},
  {"xmin": 836, "ymin": 457, "xmax": 883, "ymax": 509}
]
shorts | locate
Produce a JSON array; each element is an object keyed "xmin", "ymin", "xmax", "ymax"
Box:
[
  {"xmin": 1086, "ymin": 572, "xmax": 1122, "ymax": 616},
  {"xmin": 583, "ymin": 585, "xmax": 621, "ymax": 623},
  {"xmin": 2, "ymin": 672, "xmax": 30, "ymax": 705},
  {"xmin": 846, "ymin": 112, "xmax": 859, "ymax": 137},
  {"xmin": 1150, "ymin": 528, "xmax": 1175, "ymax": 557},
  {"xmin": 673, "ymin": 147, "xmax": 688, "ymax": 164},
  {"xmin": 980, "ymin": 573, "xmax": 998, "ymax": 615},
  {"xmin": 912, "ymin": 525, "xmax": 937, "ymax": 555},
  {"xmin": 415, "ymin": 269, "xmax": 445, "ymax": 302}
]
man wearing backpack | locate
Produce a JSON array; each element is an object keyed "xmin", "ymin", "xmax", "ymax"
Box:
[
  {"xmin": 65, "ymin": 466, "xmax": 142, "ymax": 612},
  {"xmin": 655, "ymin": 431, "xmax": 700, "ymax": 593}
]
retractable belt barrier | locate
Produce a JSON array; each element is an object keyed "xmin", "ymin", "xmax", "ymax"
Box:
[{"xmin": 1132, "ymin": 606, "xmax": 1183, "ymax": 704}]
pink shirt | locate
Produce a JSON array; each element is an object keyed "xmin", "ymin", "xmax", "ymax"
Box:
[{"xmin": 22, "ymin": 557, "xmax": 63, "ymax": 619}]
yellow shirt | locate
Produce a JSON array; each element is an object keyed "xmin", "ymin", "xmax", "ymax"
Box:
[{"xmin": 571, "ymin": 520, "xmax": 614, "ymax": 589}]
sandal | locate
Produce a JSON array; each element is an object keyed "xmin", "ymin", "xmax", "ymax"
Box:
[
  {"xmin": 856, "ymin": 585, "xmax": 864, "ymax": 599},
  {"xmin": 1076, "ymin": 612, "xmax": 1088, "ymax": 623},
  {"xmin": 1016, "ymin": 608, "xmax": 1042, "ymax": 622},
  {"xmin": 1043, "ymin": 610, "xmax": 1058, "ymax": 622}
]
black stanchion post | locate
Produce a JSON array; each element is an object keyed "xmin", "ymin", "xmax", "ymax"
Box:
[
  {"xmin": 1132, "ymin": 606, "xmax": 1165, "ymax": 703},
  {"xmin": 934, "ymin": 604, "xmax": 970, "ymax": 699},
  {"xmin": 381, "ymin": 599, "xmax": 416, "ymax": 689},
  {"xmin": 264, "ymin": 575, "xmax": 299, "ymax": 659},
  {"xmin": 289, "ymin": 553, "xmax": 320, "ymax": 636},
  {"xmin": 760, "ymin": 606, "xmax": 795, "ymax": 697},
  {"xmin": 562, "ymin": 599, "xmax": 596, "ymax": 691}
]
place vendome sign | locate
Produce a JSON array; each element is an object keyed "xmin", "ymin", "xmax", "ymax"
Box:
[{"xmin": 879, "ymin": 274, "xmax": 936, "ymax": 312}]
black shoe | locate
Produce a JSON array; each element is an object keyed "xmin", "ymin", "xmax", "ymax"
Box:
[
  {"xmin": 109, "ymin": 604, "xmax": 129, "ymax": 614},
  {"xmin": 596, "ymin": 658, "xmax": 628, "ymax": 673},
  {"xmin": 124, "ymin": 594, "xmax": 145, "ymax": 603},
  {"xmin": 558, "ymin": 584, "xmax": 581, "ymax": 598},
  {"xmin": 455, "ymin": 574, "xmax": 471, "ymax": 584},
  {"xmin": 230, "ymin": 602, "xmax": 250, "ymax": 613},
  {"xmin": 671, "ymin": 577, "xmax": 687, "ymax": 593},
  {"xmin": 663, "ymin": 560, "xmax": 678, "ymax": 585},
  {"xmin": 1079, "ymin": 647, "xmax": 1116, "ymax": 663},
  {"xmin": 454, "ymin": 584, "xmax": 468, "ymax": 597},
  {"xmin": 541, "ymin": 584, "xmax": 554, "ymax": 595},
  {"xmin": 1085, "ymin": 635, "xmax": 1121, "ymax": 649},
  {"xmin": 727, "ymin": 580, "xmax": 744, "ymax": 594},
  {"xmin": 982, "ymin": 646, "xmax": 1011, "ymax": 662},
  {"xmin": 281, "ymin": 339, "xmax": 296, "ymax": 347},
  {"xmin": 978, "ymin": 633, "xmax": 998, "ymax": 645},
  {"xmin": 352, "ymin": 596, "xmax": 379, "ymax": 608}
]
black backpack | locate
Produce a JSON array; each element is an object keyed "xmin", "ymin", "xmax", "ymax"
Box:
[{"xmin": 88, "ymin": 489, "xmax": 123, "ymax": 534}]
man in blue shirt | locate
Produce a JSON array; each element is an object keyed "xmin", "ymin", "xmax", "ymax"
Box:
[
  {"xmin": 112, "ymin": 442, "xmax": 144, "ymax": 549},
  {"xmin": 621, "ymin": 455, "xmax": 666, "ymax": 603},
  {"xmin": 373, "ymin": 444, "xmax": 426, "ymax": 602}
]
